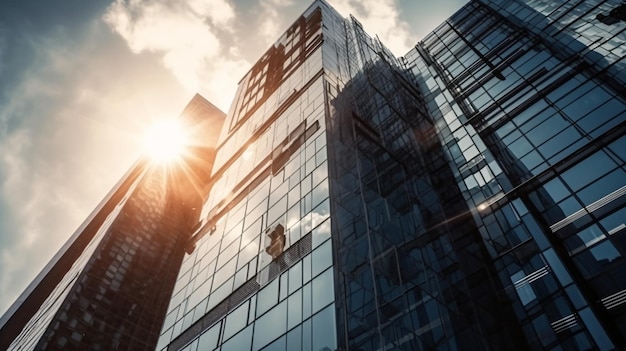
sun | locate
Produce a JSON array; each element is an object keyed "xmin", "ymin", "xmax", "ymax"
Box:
[{"xmin": 143, "ymin": 119, "xmax": 188, "ymax": 163}]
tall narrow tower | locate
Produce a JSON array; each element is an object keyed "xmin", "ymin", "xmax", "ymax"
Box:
[{"xmin": 0, "ymin": 95, "xmax": 225, "ymax": 350}]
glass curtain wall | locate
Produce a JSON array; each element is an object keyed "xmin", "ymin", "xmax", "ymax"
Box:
[{"xmin": 404, "ymin": 0, "xmax": 626, "ymax": 349}]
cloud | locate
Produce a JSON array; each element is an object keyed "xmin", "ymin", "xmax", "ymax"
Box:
[
  {"xmin": 0, "ymin": 129, "xmax": 59, "ymax": 307},
  {"xmin": 0, "ymin": 18, "xmax": 190, "ymax": 314},
  {"xmin": 258, "ymin": 0, "xmax": 294, "ymax": 42},
  {"xmin": 103, "ymin": 0, "xmax": 248, "ymax": 111},
  {"xmin": 101, "ymin": 0, "xmax": 417, "ymax": 111},
  {"xmin": 331, "ymin": 0, "xmax": 414, "ymax": 55},
  {"xmin": 187, "ymin": 0, "xmax": 235, "ymax": 27}
]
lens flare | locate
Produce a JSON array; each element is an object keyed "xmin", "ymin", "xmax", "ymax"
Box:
[{"xmin": 143, "ymin": 119, "xmax": 187, "ymax": 163}]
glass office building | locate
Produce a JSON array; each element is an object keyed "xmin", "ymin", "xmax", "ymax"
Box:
[
  {"xmin": 3, "ymin": 0, "xmax": 625, "ymax": 350},
  {"xmin": 403, "ymin": 0, "xmax": 626, "ymax": 349},
  {"xmin": 0, "ymin": 95, "xmax": 225, "ymax": 350},
  {"xmin": 157, "ymin": 0, "xmax": 626, "ymax": 350}
]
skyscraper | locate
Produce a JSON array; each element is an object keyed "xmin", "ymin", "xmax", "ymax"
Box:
[
  {"xmin": 156, "ymin": 0, "xmax": 626, "ymax": 350},
  {"xmin": 3, "ymin": 0, "xmax": 626, "ymax": 350},
  {"xmin": 0, "ymin": 95, "xmax": 225, "ymax": 350},
  {"xmin": 403, "ymin": 1, "xmax": 626, "ymax": 349}
]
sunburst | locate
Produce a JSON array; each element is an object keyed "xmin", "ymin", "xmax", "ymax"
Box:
[{"xmin": 142, "ymin": 119, "xmax": 188, "ymax": 163}]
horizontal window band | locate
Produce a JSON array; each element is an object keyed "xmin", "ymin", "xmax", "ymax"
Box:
[
  {"xmin": 188, "ymin": 121, "xmax": 320, "ymax": 250},
  {"xmin": 169, "ymin": 233, "xmax": 313, "ymax": 351},
  {"xmin": 206, "ymin": 69, "xmax": 324, "ymax": 196},
  {"xmin": 550, "ymin": 184, "xmax": 626, "ymax": 233}
]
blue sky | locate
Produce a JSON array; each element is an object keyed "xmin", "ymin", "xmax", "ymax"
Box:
[{"xmin": 0, "ymin": 0, "xmax": 467, "ymax": 316}]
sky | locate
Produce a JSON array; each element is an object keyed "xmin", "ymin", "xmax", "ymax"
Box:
[{"xmin": 0, "ymin": 0, "xmax": 468, "ymax": 316}]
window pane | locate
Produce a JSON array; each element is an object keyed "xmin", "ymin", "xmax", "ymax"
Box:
[
  {"xmin": 561, "ymin": 151, "xmax": 616, "ymax": 191},
  {"xmin": 257, "ymin": 278, "xmax": 279, "ymax": 316},
  {"xmin": 312, "ymin": 304, "xmax": 337, "ymax": 351},
  {"xmin": 511, "ymin": 270, "xmax": 537, "ymax": 305},
  {"xmin": 221, "ymin": 324, "xmax": 252, "ymax": 351},
  {"xmin": 253, "ymin": 301, "xmax": 287, "ymax": 350},
  {"xmin": 197, "ymin": 322, "xmax": 221, "ymax": 351},
  {"xmin": 312, "ymin": 268, "xmax": 334, "ymax": 313},
  {"xmin": 223, "ymin": 301, "xmax": 249, "ymax": 340}
]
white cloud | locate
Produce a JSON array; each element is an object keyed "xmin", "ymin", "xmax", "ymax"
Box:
[
  {"xmin": 0, "ymin": 130, "xmax": 37, "ymax": 247},
  {"xmin": 258, "ymin": 0, "xmax": 294, "ymax": 42},
  {"xmin": 331, "ymin": 0, "xmax": 413, "ymax": 55},
  {"xmin": 0, "ymin": 115, "xmax": 77, "ymax": 314},
  {"xmin": 103, "ymin": 0, "xmax": 248, "ymax": 111},
  {"xmin": 0, "ymin": 20, "xmax": 190, "ymax": 315},
  {"xmin": 188, "ymin": 0, "xmax": 235, "ymax": 27}
]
